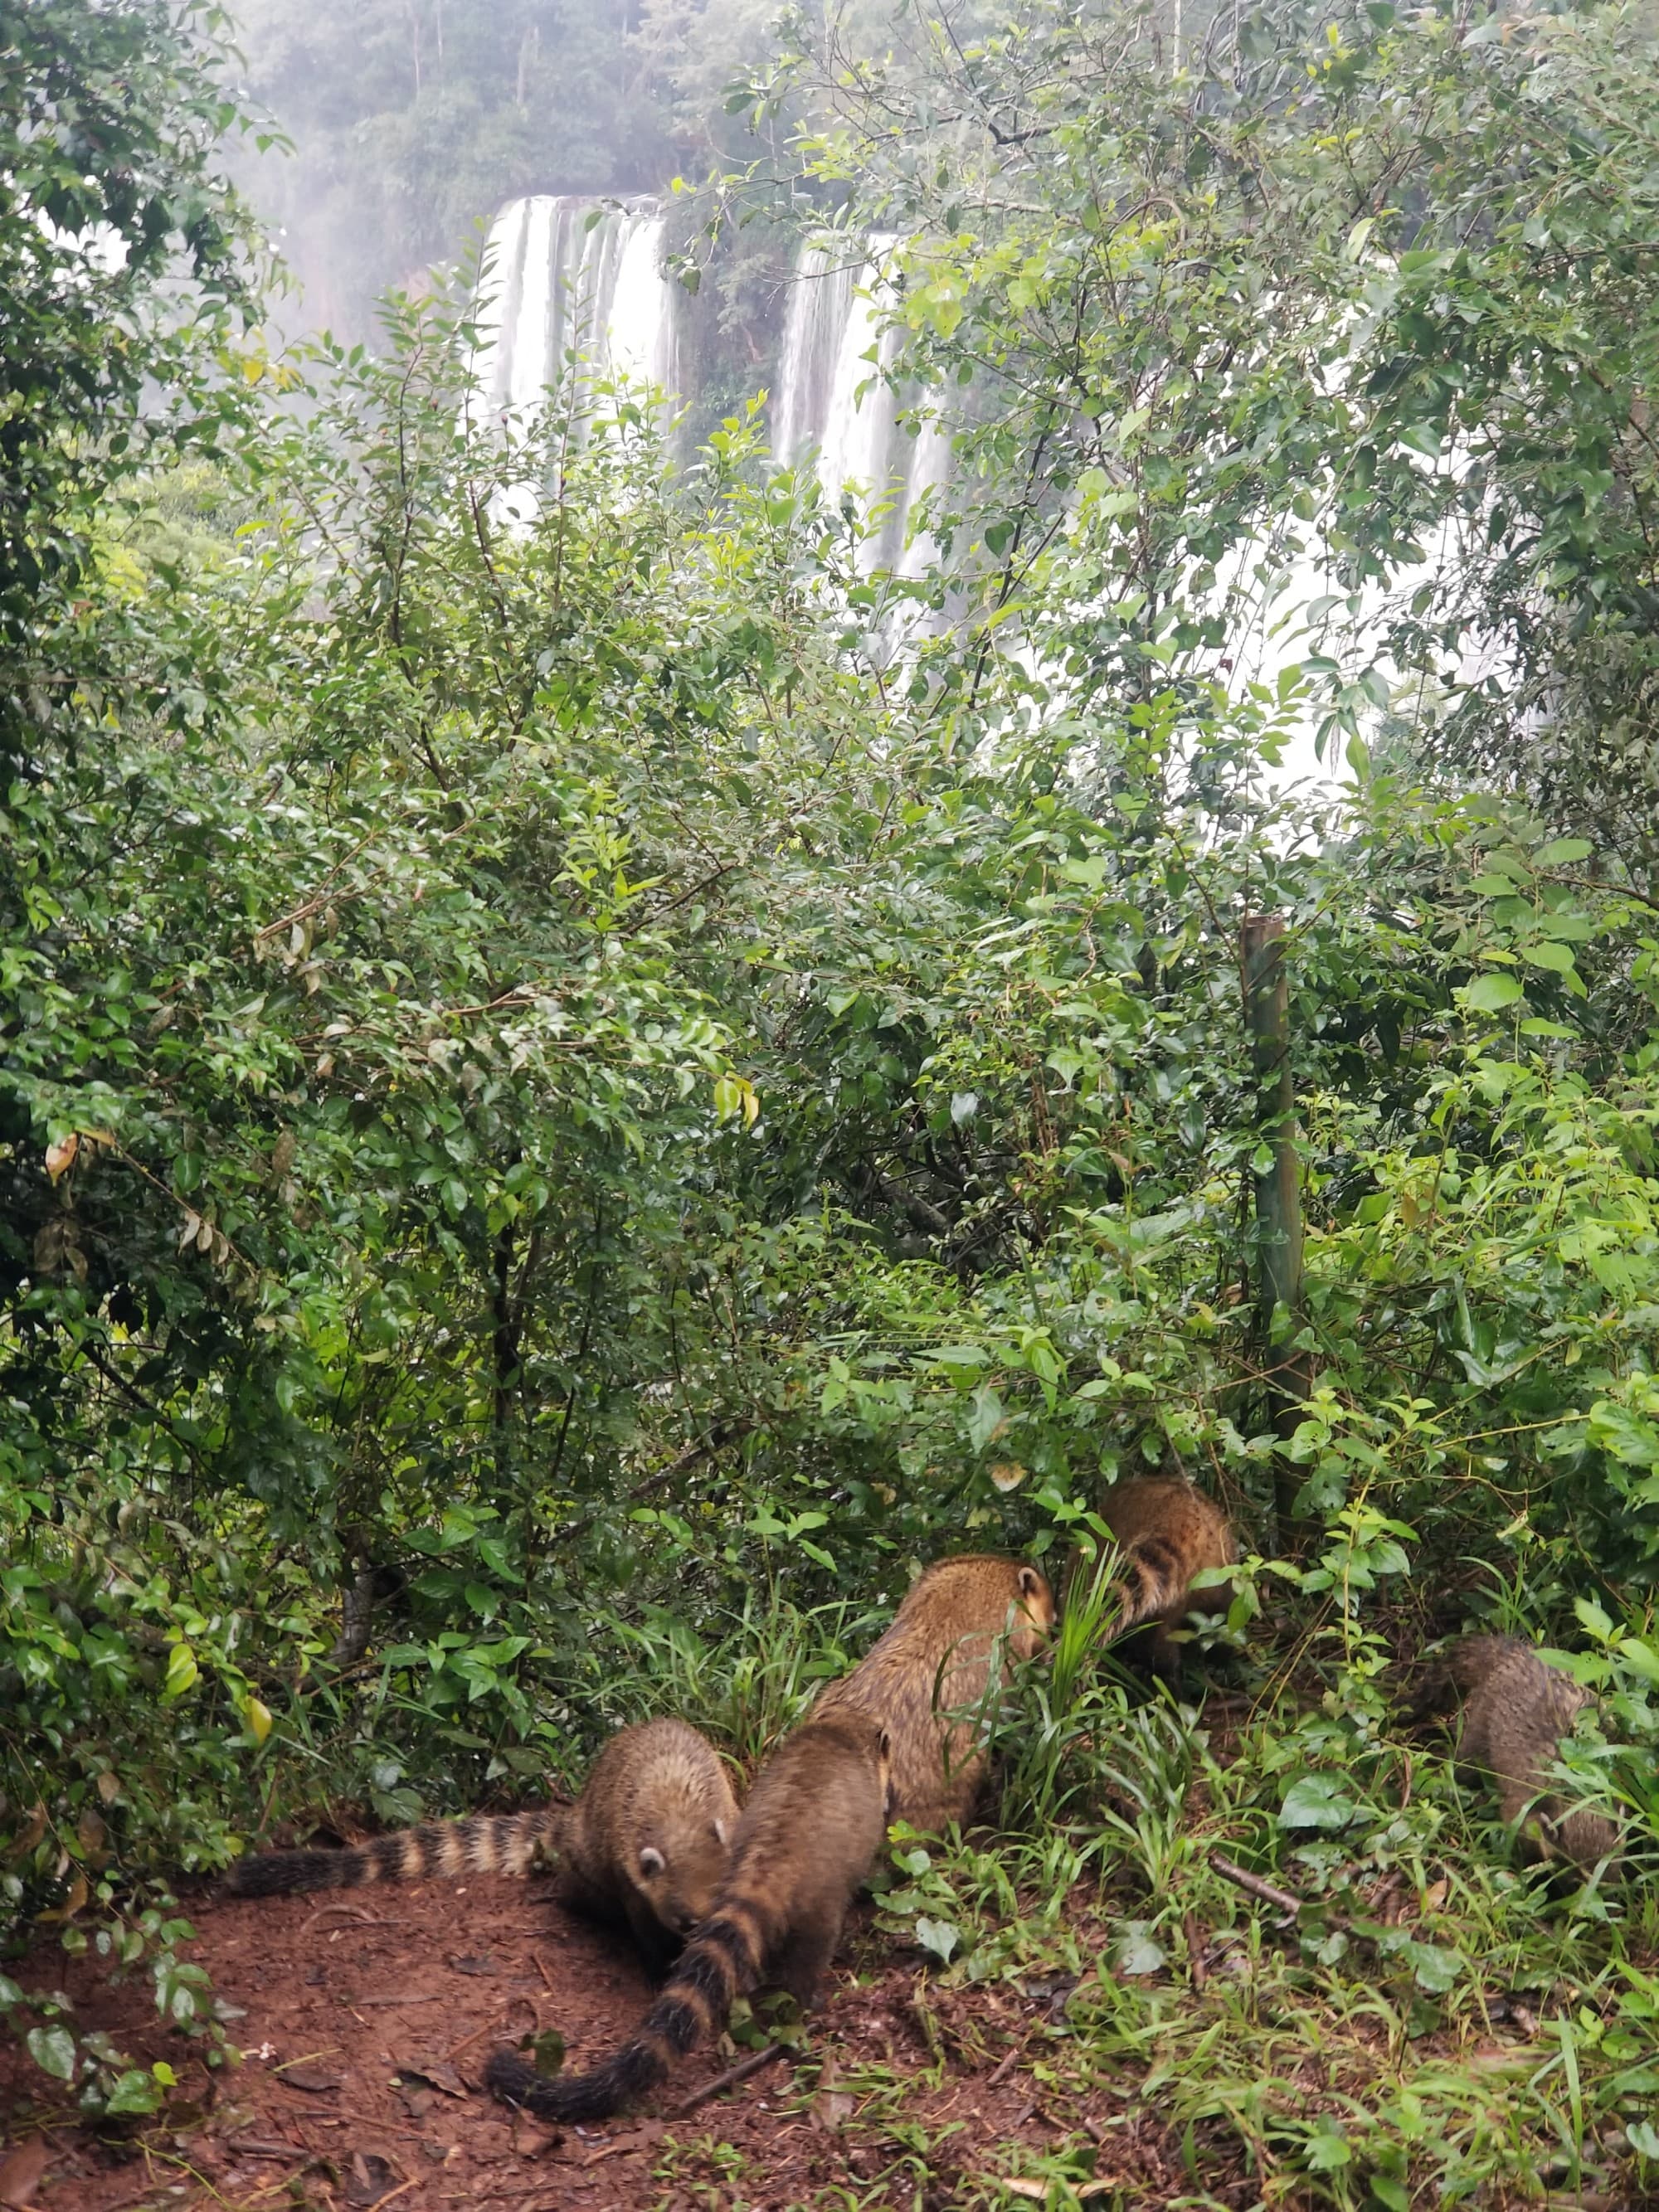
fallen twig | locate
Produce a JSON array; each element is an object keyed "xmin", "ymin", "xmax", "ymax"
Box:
[
  {"xmin": 672, "ymin": 2041, "xmax": 789, "ymax": 2117},
  {"xmin": 364, "ymin": 2181, "xmax": 420, "ymax": 2212},
  {"xmin": 442, "ymin": 2018, "xmax": 502, "ymax": 2062},
  {"xmin": 582, "ymin": 2142, "xmax": 635, "ymax": 2166},
  {"xmin": 299, "ymin": 1904, "xmax": 408, "ymax": 1937},
  {"xmin": 1209, "ymin": 1850, "xmax": 1320, "ymax": 1923},
  {"xmin": 1184, "ymin": 1909, "xmax": 1209, "ymax": 1991}
]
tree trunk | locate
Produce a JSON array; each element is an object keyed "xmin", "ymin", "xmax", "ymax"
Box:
[{"xmin": 1243, "ymin": 914, "xmax": 1311, "ymax": 1554}]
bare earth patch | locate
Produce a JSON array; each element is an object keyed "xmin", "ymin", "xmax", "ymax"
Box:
[{"xmin": 0, "ymin": 1874, "xmax": 1210, "ymax": 2211}]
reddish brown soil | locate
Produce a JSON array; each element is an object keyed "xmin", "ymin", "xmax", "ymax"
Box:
[{"xmin": 0, "ymin": 1871, "xmax": 1198, "ymax": 2212}]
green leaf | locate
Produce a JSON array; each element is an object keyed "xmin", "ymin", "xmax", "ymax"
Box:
[
  {"xmin": 1278, "ymin": 1775, "xmax": 1359, "ymax": 1830},
  {"xmin": 1305, "ymin": 2124, "xmax": 1352, "ymax": 2171},
  {"xmin": 105, "ymin": 2066, "xmax": 167, "ymax": 2114},
  {"xmin": 27, "ymin": 2022, "xmax": 77, "ymax": 2081},
  {"xmin": 1113, "ymin": 1922, "xmax": 1167, "ymax": 1976},
  {"xmin": 1402, "ymin": 1940, "xmax": 1462, "ymax": 1994},
  {"xmin": 1462, "ymin": 974, "xmax": 1525, "ymax": 1014},
  {"xmin": 1575, "ymin": 1596, "xmax": 1614, "ymax": 1641},
  {"xmin": 1534, "ymin": 839, "xmax": 1593, "ymax": 867},
  {"xmin": 523, "ymin": 2028, "xmax": 565, "ymax": 2078},
  {"xmin": 966, "ymin": 1385, "xmax": 1006, "ymax": 1455},
  {"xmin": 912, "ymin": 1916, "xmax": 960, "ymax": 1964}
]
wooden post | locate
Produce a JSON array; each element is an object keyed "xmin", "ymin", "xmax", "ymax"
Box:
[{"xmin": 1242, "ymin": 915, "xmax": 1310, "ymax": 1554}]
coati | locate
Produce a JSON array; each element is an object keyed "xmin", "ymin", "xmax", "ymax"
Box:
[
  {"xmin": 812, "ymin": 1554, "xmax": 1056, "ymax": 1834},
  {"xmin": 222, "ymin": 1717, "xmax": 739, "ymax": 1970},
  {"xmin": 485, "ymin": 1711, "xmax": 893, "ymax": 2122},
  {"xmin": 1407, "ymin": 1635, "xmax": 1620, "ymax": 1869},
  {"xmin": 1068, "ymin": 1476, "xmax": 1238, "ymax": 1680}
]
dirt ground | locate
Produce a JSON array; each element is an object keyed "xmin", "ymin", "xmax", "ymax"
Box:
[{"xmin": 0, "ymin": 1864, "xmax": 1197, "ymax": 2212}]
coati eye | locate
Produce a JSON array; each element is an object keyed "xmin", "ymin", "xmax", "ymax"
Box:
[{"xmin": 638, "ymin": 1845, "xmax": 665, "ymax": 1878}]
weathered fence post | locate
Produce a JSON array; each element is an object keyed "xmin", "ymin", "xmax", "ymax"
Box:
[{"xmin": 1242, "ymin": 914, "xmax": 1311, "ymax": 1554}]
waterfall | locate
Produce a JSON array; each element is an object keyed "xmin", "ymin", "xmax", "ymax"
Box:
[
  {"xmin": 772, "ymin": 246, "xmax": 856, "ymax": 466},
  {"xmin": 470, "ymin": 202, "xmax": 951, "ymax": 576},
  {"xmin": 474, "ymin": 194, "xmax": 679, "ymax": 416},
  {"xmin": 772, "ymin": 236, "xmax": 952, "ymax": 576}
]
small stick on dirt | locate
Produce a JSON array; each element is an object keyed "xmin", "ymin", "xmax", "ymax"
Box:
[
  {"xmin": 365, "ymin": 2181, "xmax": 420, "ymax": 2212},
  {"xmin": 442, "ymin": 2017, "xmax": 500, "ymax": 2061},
  {"xmin": 672, "ymin": 2040, "xmax": 789, "ymax": 2117},
  {"xmin": 1184, "ymin": 1910, "xmax": 1209, "ymax": 1991},
  {"xmin": 582, "ymin": 2143, "xmax": 635, "ymax": 2167},
  {"xmin": 1209, "ymin": 1850, "xmax": 1317, "ymax": 1922},
  {"xmin": 299, "ymin": 1904, "xmax": 407, "ymax": 1937},
  {"xmin": 533, "ymin": 1950, "xmax": 557, "ymax": 1994},
  {"xmin": 986, "ymin": 2044, "xmax": 1022, "ymax": 2088}
]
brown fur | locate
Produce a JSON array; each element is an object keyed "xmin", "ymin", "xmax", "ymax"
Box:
[
  {"xmin": 1068, "ymin": 1476, "xmax": 1237, "ymax": 1679},
  {"xmin": 223, "ymin": 1718, "xmax": 739, "ymax": 1966},
  {"xmin": 813, "ymin": 1553, "xmax": 1056, "ymax": 1834},
  {"xmin": 1408, "ymin": 1635, "xmax": 1619, "ymax": 1869},
  {"xmin": 486, "ymin": 1712, "xmax": 892, "ymax": 2122}
]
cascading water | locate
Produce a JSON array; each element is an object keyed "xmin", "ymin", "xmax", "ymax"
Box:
[
  {"xmin": 473, "ymin": 194, "xmax": 679, "ymax": 417},
  {"xmin": 471, "ymin": 201, "xmax": 951, "ymax": 575},
  {"xmin": 772, "ymin": 246, "xmax": 857, "ymax": 468},
  {"xmin": 771, "ymin": 238, "xmax": 953, "ymax": 576}
]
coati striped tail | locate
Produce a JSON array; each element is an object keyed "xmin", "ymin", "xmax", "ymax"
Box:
[
  {"xmin": 1110, "ymin": 1535, "xmax": 1190, "ymax": 1636},
  {"xmin": 485, "ymin": 1906, "xmax": 766, "ymax": 2122},
  {"xmin": 224, "ymin": 1811, "xmax": 554, "ymax": 1898}
]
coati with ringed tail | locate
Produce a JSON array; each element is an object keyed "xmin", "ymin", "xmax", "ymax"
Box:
[
  {"xmin": 812, "ymin": 1554, "xmax": 1056, "ymax": 1834},
  {"xmin": 1404, "ymin": 1635, "xmax": 1621, "ymax": 1869},
  {"xmin": 486, "ymin": 1711, "xmax": 893, "ymax": 2122},
  {"xmin": 222, "ymin": 1717, "xmax": 739, "ymax": 1971},
  {"xmin": 1067, "ymin": 1476, "xmax": 1238, "ymax": 1680}
]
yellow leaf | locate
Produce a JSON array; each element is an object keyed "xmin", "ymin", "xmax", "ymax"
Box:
[
  {"xmin": 242, "ymin": 1696, "xmax": 274, "ymax": 1745},
  {"xmin": 45, "ymin": 1133, "xmax": 78, "ymax": 1182}
]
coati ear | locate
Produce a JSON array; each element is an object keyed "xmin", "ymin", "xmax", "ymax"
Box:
[
  {"xmin": 638, "ymin": 1845, "xmax": 666, "ymax": 1878},
  {"xmin": 1018, "ymin": 1565, "xmax": 1045, "ymax": 1605},
  {"xmin": 713, "ymin": 1818, "xmax": 730, "ymax": 1847},
  {"xmin": 878, "ymin": 1727, "xmax": 893, "ymax": 1762}
]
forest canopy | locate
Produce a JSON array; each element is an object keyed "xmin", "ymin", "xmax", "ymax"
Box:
[{"xmin": 4, "ymin": 0, "xmax": 1659, "ymax": 2200}]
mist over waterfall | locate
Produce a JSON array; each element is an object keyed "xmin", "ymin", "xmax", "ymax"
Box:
[{"xmin": 473, "ymin": 196, "xmax": 679, "ymax": 418}]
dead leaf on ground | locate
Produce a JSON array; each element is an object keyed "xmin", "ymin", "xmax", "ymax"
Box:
[
  {"xmin": 395, "ymin": 2059, "xmax": 467, "ymax": 2098},
  {"xmin": 0, "ymin": 2138, "xmax": 48, "ymax": 2209},
  {"xmin": 449, "ymin": 1952, "xmax": 496, "ymax": 1976},
  {"xmin": 278, "ymin": 2064, "xmax": 344, "ymax": 2094},
  {"xmin": 345, "ymin": 2149, "xmax": 398, "ymax": 2205},
  {"xmin": 812, "ymin": 2058, "xmax": 853, "ymax": 2132}
]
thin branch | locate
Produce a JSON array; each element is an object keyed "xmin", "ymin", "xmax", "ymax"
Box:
[{"xmin": 672, "ymin": 2039, "xmax": 789, "ymax": 2117}]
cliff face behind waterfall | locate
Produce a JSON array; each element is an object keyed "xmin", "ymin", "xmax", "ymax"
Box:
[{"xmin": 228, "ymin": 0, "xmax": 799, "ymax": 347}]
